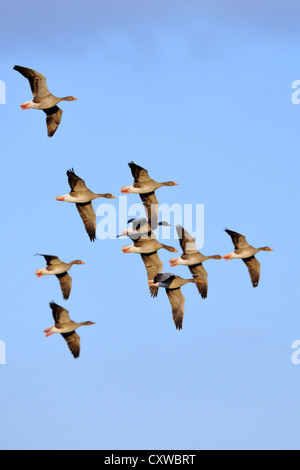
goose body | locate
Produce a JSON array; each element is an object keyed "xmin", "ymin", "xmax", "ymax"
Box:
[
  {"xmin": 35, "ymin": 254, "xmax": 85, "ymax": 300},
  {"xmin": 44, "ymin": 303, "xmax": 95, "ymax": 359},
  {"xmin": 122, "ymin": 238, "xmax": 178, "ymax": 255},
  {"xmin": 121, "ymin": 162, "xmax": 178, "ymax": 194},
  {"xmin": 224, "ymin": 229, "xmax": 273, "ymax": 288},
  {"xmin": 120, "ymin": 236, "xmax": 175, "ymax": 298},
  {"xmin": 169, "ymin": 225, "xmax": 222, "ymax": 299},
  {"xmin": 14, "ymin": 65, "xmax": 77, "ymax": 137},
  {"xmin": 56, "ymin": 169, "xmax": 115, "ymax": 242},
  {"xmin": 118, "ymin": 218, "xmax": 170, "ymax": 242},
  {"xmin": 121, "ymin": 162, "xmax": 178, "ymax": 230},
  {"xmin": 149, "ymin": 274, "xmax": 203, "ymax": 330}
]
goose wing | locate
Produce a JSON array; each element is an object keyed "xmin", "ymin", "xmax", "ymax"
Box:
[
  {"xmin": 176, "ymin": 225, "xmax": 198, "ymax": 254},
  {"xmin": 141, "ymin": 252, "xmax": 163, "ymax": 298},
  {"xmin": 128, "ymin": 162, "xmax": 151, "ymax": 183},
  {"xmin": 49, "ymin": 302, "xmax": 71, "ymax": 325},
  {"xmin": 140, "ymin": 191, "xmax": 159, "ymax": 230},
  {"xmin": 37, "ymin": 254, "xmax": 61, "ymax": 266},
  {"xmin": 61, "ymin": 331, "xmax": 81, "ymax": 359},
  {"xmin": 225, "ymin": 229, "xmax": 250, "ymax": 250},
  {"xmin": 76, "ymin": 202, "xmax": 96, "ymax": 242},
  {"xmin": 14, "ymin": 65, "xmax": 50, "ymax": 98},
  {"xmin": 56, "ymin": 272, "xmax": 72, "ymax": 300},
  {"xmin": 67, "ymin": 168, "xmax": 88, "ymax": 192},
  {"xmin": 242, "ymin": 256, "xmax": 261, "ymax": 288},
  {"xmin": 188, "ymin": 263, "xmax": 208, "ymax": 299},
  {"xmin": 43, "ymin": 106, "xmax": 63, "ymax": 138},
  {"xmin": 166, "ymin": 288, "xmax": 186, "ymax": 330}
]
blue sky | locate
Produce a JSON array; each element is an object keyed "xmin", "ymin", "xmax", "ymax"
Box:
[{"xmin": 0, "ymin": 0, "xmax": 299, "ymax": 450}]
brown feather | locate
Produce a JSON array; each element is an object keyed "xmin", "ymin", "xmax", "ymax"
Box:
[
  {"xmin": 56, "ymin": 272, "xmax": 72, "ymax": 300},
  {"xmin": 141, "ymin": 252, "xmax": 163, "ymax": 298},
  {"xmin": 128, "ymin": 162, "xmax": 151, "ymax": 183},
  {"xmin": 166, "ymin": 288, "xmax": 185, "ymax": 330},
  {"xmin": 188, "ymin": 264, "xmax": 208, "ymax": 299},
  {"xmin": 140, "ymin": 192, "xmax": 159, "ymax": 230},
  {"xmin": 62, "ymin": 331, "xmax": 80, "ymax": 359},
  {"xmin": 242, "ymin": 256, "xmax": 261, "ymax": 288},
  {"xmin": 14, "ymin": 65, "xmax": 50, "ymax": 98},
  {"xmin": 44, "ymin": 106, "xmax": 63, "ymax": 138},
  {"xmin": 76, "ymin": 202, "xmax": 96, "ymax": 242}
]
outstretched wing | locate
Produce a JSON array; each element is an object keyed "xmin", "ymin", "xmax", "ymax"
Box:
[
  {"xmin": 141, "ymin": 252, "xmax": 163, "ymax": 298},
  {"xmin": 49, "ymin": 302, "xmax": 71, "ymax": 325},
  {"xmin": 67, "ymin": 168, "xmax": 88, "ymax": 192},
  {"xmin": 76, "ymin": 202, "xmax": 96, "ymax": 242},
  {"xmin": 176, "ymin": 225, "xmax": 198, "ymax": 254},
  {"xmin": 166, "ymin": 288, "xmax": 186, "ymax": 331},
  {"xmin": 242, "ymin": 256, "xmax": 261, "ymax": 288},
  {"xmin": 140, "ymin": 192, "xmax": 159, "ymax": 230},
  {"xmin": 61, "ymin": 331, "xmax": 81, "ymax": 359},
  {"xmin": 14, "ymin": 65, "xmax": 50, "ymax": 98},
  {"xmin": 56, "ymin": 272, "xmax": 72, "ymax": 300},
  {"xmin": 43, "ymin": 106, "xmax": 63, "ymax": 138},
  {"xmin": 188, "ymin": 263, "xmax": 208, "ymax": 299},
  {"xmin": 36, "ymin": 254, "xmax": 61, "ymax": 266},
  {"xmin": 128, "ymin": 162, "xmax": 151, "ymax": 183},
  {"xmin": 225, "ymin": 229, "xmax": 250, "ymax": 250}
]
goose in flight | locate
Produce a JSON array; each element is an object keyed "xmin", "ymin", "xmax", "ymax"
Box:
[
  {"xmin": 35, "ymin": 254, "xmax": 85, "ymax": 300},
  {"xmin": 122, "ymin": 237, "xmax": 177, "ymax": 298},
  {"xmin": 169, "ymin": 225, "xmax": 223, "ymax": 299},
  {"xmin": 44, "ymin": 302, "xmax": 95, "ymax": 359},
  {"xmin": 56, "ymin": 169, "xmax": 115, "ymax": 242},
  {"xmin": 14, "ymin": 65, "xmax": 77, "ymax": 137},
  {"xmin": 118, "ymin": 218, "xmax": 170, "ymax": 241},
  {"xmin": 121, "ymin": 162, "xmax": 178, "ymax": 230},
  {"xmin": 224, "ymin": 229, "xmax": 273, "ymax": 287},
  {"xmin": 149, "ymin": 274, "xmax": 203, "ymax": 330}
]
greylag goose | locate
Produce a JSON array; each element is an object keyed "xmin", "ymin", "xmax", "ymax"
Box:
[
  {"xmin": 169, "ymin": 225, "xmax": 223, "ymax": 299},
  {"xmin": 118, "ymin": 218, "xmax": 170, "ymax": 241},
  {"xmin": 122, "ymin": 238, "xmax": 177, "ymax": 298},
  {"xmin": 56, "ymin": 169, "xmax": 115, "ymax": 242},
  {"xmin": 149, "ymin": 274, "xmax": 203, "ymax": 330},
  {"xmin": 121, "ymin": 162, "xmax": 178, "ymax": 230},
  {"xmin": 35, "ymin": 254, "xmax": 85, "ymax": 300},
  {"xmin": 224, "ymin": 229, "xmax": 273, "ymax": 287},
  {"xmin": 14, "ymin": 65, "xmax": 77, "ymax": 137},
  {"xmin": 122, "ymin": 238, "xmax": 178, "ymax": 255},
  {"xmin": 44, "ymin": 302, "xmax": 95, "ymax": 359}
]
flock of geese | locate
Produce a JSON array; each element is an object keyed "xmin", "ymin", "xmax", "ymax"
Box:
[{"xmin": 14, "ymin": 65, "xmax": 273, "ymax": 358}]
